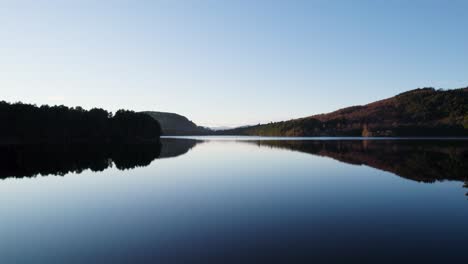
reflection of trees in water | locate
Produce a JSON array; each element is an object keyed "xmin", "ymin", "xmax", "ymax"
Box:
[
  {"xmin": 0, "ymin": 139, "xmax": 200, "ymax": 179},
  {"xmin": 2, "ymin": 138, "xmax": 467, "ymax": 196},
  {"xmin": 0, "ymin": 143, "xmax": 162, "ymax": 179},
  {"xmin": 161, "ymin": 139, "xmax": 468, "ymax": 192},
  {"xmin": 249, "ymin": 140, "xmax": 468, "ymax": 186}
]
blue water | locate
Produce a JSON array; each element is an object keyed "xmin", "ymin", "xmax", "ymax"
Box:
[{"xmin": 0, "ymin": 137, "xmax": 467, "ymax": 263}]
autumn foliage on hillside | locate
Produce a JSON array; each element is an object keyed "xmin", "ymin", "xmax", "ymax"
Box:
[{"xmin": 220, "ymin": 87, "xmax": 468, "ymax": 137}]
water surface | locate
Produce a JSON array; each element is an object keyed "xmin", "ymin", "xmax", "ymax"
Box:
[{"xmin": 1, "ymin": 137, "xmax": 467, "ymax": 263}]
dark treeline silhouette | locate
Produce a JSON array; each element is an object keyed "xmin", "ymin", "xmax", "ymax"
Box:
[
  {"xmin": 0, "ymin": 143, "xmax": 162, "ymax": 179},
  {"xmin": 0, "ymin": 101, "xmax": 161, "ymax": 143}
]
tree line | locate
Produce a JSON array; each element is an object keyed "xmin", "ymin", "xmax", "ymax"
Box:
[{"xmin": 0, "ymin": 101, "xmax": 161, "ymax": 143}]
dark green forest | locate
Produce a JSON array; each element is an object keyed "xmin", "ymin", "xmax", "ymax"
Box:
[{"xmin": 0, "ymin": 101, "xmax": 161, "ymax": 143}]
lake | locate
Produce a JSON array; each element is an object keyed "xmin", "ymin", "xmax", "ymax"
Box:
[{"xmin": 1, "ymin": 137, "xmax": 467, "ymax": 263}]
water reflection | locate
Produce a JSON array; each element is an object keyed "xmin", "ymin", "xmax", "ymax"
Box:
[
  {"xmin": 0, "ymin": 143, "xmax": 161, "ymax": 179},
  {"xmin": 1, "ymin": 138, "xmax": 467, "ymax": 190},
  {"xmin": 248, "ymin": 140, "xmax": 468, "ymax": 183},
  {"xmin": 166, "ymin": 138, "xmax": 468, "ymax": 195},
  {"xmin": 1, "ymin": 138, "xmax": 467, "ymax": 263},
  {"xmin": 0, "ymin": 139, "xmax": 204, "ymax": 179},
  {"xmin": 160, "ymin": 138, "xmax": 468, "ymax": 187},
  {"xmin": 158, "ymin": 138, "xmax": 200, "ymax": 159}
]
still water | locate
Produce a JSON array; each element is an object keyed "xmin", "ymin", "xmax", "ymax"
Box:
[{"xmin": 0, "ymin": 137, "xmax": 467, "ymax": 263}]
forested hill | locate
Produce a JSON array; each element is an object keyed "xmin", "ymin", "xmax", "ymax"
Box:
[
  {"xmin": 219, "ymin": 87, "xmax": 468, "ymax": 137},
  {"xmin": 0, "ymin": 102, "xmax": 161, "ymax": 144},
  {"xmin": 143, "ymin": 111, "xmax": 211, "ymax": 135}
]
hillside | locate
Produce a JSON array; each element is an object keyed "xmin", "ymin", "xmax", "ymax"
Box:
[
  {"xmin": 220, "ymin": 87, "xmax": 468, "ymax": 137},
  {"xmin": 143, "ymin": 111, "xmax": 211, "ymax": 135}
]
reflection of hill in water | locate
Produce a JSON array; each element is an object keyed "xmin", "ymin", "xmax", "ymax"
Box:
[
  {"xmin": 159, "ymin": 138, "xmax": 200, "ymax": 159},
  {"xmin": 249, "ymin": 140, "xmax": 468, "ymax": 184},
  {"xmin": 159, "ymin": 138, "xmax": 468, "ymax": 186}
]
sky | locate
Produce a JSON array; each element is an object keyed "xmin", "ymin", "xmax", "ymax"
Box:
[{"xmin": 1, "ymin": 0, "xmax": 467, "ymax": 127}]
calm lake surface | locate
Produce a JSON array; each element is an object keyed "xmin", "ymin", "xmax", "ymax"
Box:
[{"xmin": 1, "ymin": 137, "xmax": 467, "ymax": 263}]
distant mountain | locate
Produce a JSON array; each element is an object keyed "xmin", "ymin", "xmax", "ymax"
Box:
[
  {"xmin": 220, "ymin": 87, "xmax": 468, "ymax": 137},
  {"xmin": 142, "ymin": 111, "xmax": 211, "ymax": 135},
  {"xmin": 209, "ymin": 126, "xmax": 234, "ymax": 131}
]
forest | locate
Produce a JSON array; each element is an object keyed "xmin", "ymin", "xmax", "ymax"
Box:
[
  {"xmin": 219, "ymin": 87, "xmax": 468, "ymax": 137},
  {"xmin": 0, "ymin": 101, "xmax": 161, "ymax": 143}
]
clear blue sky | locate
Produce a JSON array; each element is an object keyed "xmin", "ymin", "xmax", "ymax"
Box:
[{"xmin": 1, "ymin": 0, "xmax": 467, "ymax": 127}]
